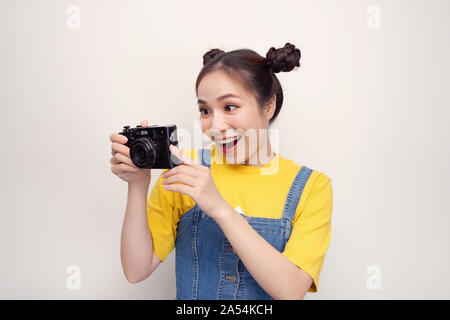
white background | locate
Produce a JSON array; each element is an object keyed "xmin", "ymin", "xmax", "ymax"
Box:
[{"xmin": 0, "ymin": 0, "xmax": 449, "ymax": 299}]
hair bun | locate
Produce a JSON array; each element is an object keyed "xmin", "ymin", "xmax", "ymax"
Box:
[
  {"xmin": 265, "ymin": 43, "xmax": 301, "ymax": 73},
  {"xmin": 203, "ymin": 48, "xmax": 225, "ymax": 66}
]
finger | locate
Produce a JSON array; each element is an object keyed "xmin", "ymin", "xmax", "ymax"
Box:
[
  {"xmin": 162, "ymin": 182, "xmax": 195, "ymax": 197},
  {"xmin": 110, "ymin": 132, "xmax": 128, "ymax": 144},
  {"xmin": 162, "ymin": 173, "xmax": 198, "ymax": 188},
  {"xmin": 112, "ymin": 163, "xmax": 139, "ymax": 174},
  {"xmin": 118, "ymin": 163, "xmax": 140, "ymax": 172},
  {"xmin": 140, "ymin": 120, "xmax": 149, "ymax": 127},
  {"xmin": 111, "ymin": 142, "xmax": 130, "ymax": 157},
  {"xmin": 160, "ymin": 164, "xmax": 203, "ymax": 179},
  {"xmin": 110, "ymin": 153, "xmax": 138, "ymax": 167},
  {"xmin": 169, "ymin": 144, "xmax": 201, "ymax": 167}
]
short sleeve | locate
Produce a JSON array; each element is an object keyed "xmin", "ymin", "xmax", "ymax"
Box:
[
  {"xmin": 146, "ymin": 171, "xmax": 179, "ymax": 262},
  {"xmin": 282, "ymin": 172, "xmax": 333, "ymax": 292}
]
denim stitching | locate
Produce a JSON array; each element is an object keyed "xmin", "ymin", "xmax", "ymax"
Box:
[
  {"xmin": 282, "ymin": 166, "xmax": 313, "ymax": 223},
  {"xmin": 238, "ymin": 260, "xmax": 246, "ymax": 299},
  {"xmin": 281, "ymin": 166, "xmax": 313, "ymax": 243},
  {"xmin": 284, "ymin": 217, "xmax": 292, "ymax": 241},
  {"xmin": 191, "ymin": 206, "xmax": 199, "ymax": 299},
  {"xmin": 217, "ymin": 238, "xmax": 225, "ymax": 300},
  {"xmin": 233, "ymin": 253, "xmax": 240, "ymax": 299},
  {"xmin": 282, "ymin": 166, "xmax": 304, "ymax": 221},
  {"xmin": 248, "ymin": 217, "xmax": 288, "ymax": 224},
  {"xmin": 176, "ymin": 206, "xmax": 196, "ymax": 235}
]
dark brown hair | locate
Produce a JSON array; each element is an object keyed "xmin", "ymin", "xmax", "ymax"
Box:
[{"xmin": 195, "ymin": 43, "xmax": 301, "ymax": 125}]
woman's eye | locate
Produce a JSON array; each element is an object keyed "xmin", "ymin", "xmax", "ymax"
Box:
[
  {"xmin": 199, "ymin": 108, "xmax": 210, "ymax": 115},
  {"xmin": 225, "ymin": 105, "xmax": 238, "ymax": 112}
]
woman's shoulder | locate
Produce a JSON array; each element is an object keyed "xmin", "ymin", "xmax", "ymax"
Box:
[
  {"xmin": 278, "ymin": 153, "xmax": 332, "ymax": 187},
  {"xmin": 279, "ymin": 155, "xmax": 333, "ymax": 224}
]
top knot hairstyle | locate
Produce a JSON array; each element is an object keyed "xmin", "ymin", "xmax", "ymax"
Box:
[{"xmin": 196, "ymin": 42, "xmax": 301, "ymax": 125}]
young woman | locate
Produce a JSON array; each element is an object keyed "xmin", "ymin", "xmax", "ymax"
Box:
[{"xmin": 109, "ymin": 43, "xmax": 333, "ymax": 300}]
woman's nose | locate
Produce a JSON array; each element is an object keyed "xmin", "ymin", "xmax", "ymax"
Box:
[{"xmin": 211, "ymin": 114, "xmax": 231, "ymax": 132}]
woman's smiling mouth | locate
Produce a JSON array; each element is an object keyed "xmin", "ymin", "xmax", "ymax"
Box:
[{"xmin": 217, "ymin": 136, "xmax": 242, "ymax": 153}]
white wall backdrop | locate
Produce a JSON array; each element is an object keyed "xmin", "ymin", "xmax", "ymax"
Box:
[{"xmin": 0, "ymin": 0, "xmax": 449, "ymax": 299}]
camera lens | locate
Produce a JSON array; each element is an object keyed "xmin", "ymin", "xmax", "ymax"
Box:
[{"xmin": 130, "ymin": 138, "xmax": 158, "ymax": 168}]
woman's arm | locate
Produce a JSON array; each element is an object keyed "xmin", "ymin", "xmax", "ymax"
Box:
[
  {"xmin": 214, "ymin": 203, "xmax": 313, "ymax": 300},
  {"xmin": 121, "ymin": 181, "xmax": 161, "ymax": 283}
]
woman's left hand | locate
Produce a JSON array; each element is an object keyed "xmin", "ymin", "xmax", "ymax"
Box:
[{"xmin": 160, "ymin": 145, "xmax": 230, "ymax": 220}]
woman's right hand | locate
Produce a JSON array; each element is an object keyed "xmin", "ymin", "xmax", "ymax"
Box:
[{"xmin": 110, "ymin": 120, "xmax": 151, "ymax": 184}]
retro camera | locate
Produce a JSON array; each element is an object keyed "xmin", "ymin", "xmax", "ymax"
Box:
[{"xmin": 119, "ymin": 124, "xmax": 181, "ymax": 169}]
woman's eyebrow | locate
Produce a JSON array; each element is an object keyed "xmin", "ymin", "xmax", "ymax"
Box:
[{"xmin": 197, "ymin": 93, "xmax": 241, "ymax": 105}]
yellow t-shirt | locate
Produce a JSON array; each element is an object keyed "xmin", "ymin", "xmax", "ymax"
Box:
[{"xmin": 146, "ymin": 145, "xmax": 333, "ymax": 292}]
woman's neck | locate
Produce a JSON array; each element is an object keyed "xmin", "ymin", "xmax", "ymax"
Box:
[{"xmin": 243, "ymin": 140, "xmax": 275, "ymax": 167}]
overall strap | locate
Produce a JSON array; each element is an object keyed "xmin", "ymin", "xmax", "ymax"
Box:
[
  {"xmin": 199, "ymin": 148, "xmax": 211, "ymax": 168},
  {"xmin": 281, "ymin": 166, "xmax": 313, "ymax": 223}
]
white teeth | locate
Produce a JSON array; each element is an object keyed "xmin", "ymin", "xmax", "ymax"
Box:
[{"xmin": 218, "ymin": 136, "xmax": 238, "ymax": 144}]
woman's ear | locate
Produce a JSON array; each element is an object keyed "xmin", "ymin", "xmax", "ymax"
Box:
[{"xmin": 263, "ymin": 95, "xmax": 276, "ymax": 122}]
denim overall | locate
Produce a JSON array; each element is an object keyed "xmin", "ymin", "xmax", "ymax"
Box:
[{"xmin": 175, "ymin": 148, "xmax": 313, "ymax": 300}]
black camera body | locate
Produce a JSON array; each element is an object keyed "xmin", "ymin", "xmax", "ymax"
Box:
[{"xmin": 119, "ymin": 124, "xmax": 181, "ymax": 169}]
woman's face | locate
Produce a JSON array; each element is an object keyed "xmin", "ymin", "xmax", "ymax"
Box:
[{"xmin": 197, "ymin": 70, "xmax": 276, "ymax": 165}]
